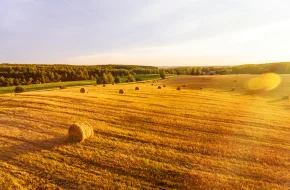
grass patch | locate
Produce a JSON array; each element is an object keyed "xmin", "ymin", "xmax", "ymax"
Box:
[
  {"xmin": 0, "ymin": 74, "xmax": 176, "ymax": 94},
  {"xmin": 0, "ymin": 80, "xmax": 96, "ymax": 94}
]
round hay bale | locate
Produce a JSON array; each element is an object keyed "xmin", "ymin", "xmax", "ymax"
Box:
[
  {"xmin": 135, "ymin": 87, "xmax": 140, "ymax": 90},
  {"xmin": 183, "ymin": 84, "xmax": 186, "ymax": 87},
  {"xmin": 158, "ymin": 86, "xmax": 162, "ymax": 89},
  {"xmin": 112, "ymin": 83, "xmax": 115, "ymax": 85},
  {"xmin": 80, "ymin": 88, "xmax": 86, "ymax": 93},
  {"xmin": 119, "ymin": 89, "xmax": 126, "ymax": 94},
  {"xmin": 200, "ymin": 87, "xmax": 203, "ymax": 90},
  {"xmin": 163, "ymin": 85, "xmax": 166, "ymax": 87},
  {"xmin": 151, "ymin": 84, "xmax": 154, "ymax": 86},
  {"xmin": 68, "ymin": 122, "xmax": 94, "ymax": 142},
  {"xmin": 103, "ymin": 84, "xmax": 106, "ymax": 87},
  {"xmin": 231, "ymin": 88, "xmax": 235, "ymax": 91},
  {"xmin": 282, "ymin": 96, "xmax": 289, "ymax": 100},
  {"xmin": 59, "ymin": 86, "xmax": 66, "ymax": 89},
  {"xmin": 177, "ymin": 87, "xmax": 181, "ymax": 91}
]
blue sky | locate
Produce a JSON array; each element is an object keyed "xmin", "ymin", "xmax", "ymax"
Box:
[{"xmin": 1, "ymin": 0, "xmax": 290, "ymax": 66}]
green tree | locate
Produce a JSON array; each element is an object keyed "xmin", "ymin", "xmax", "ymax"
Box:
[
  {"xmin": 102, "ymin": 73, "xmax": 109, "ymax": 84},
  {"xmin": 15, "ymin": 86, "xmax": 25, "ymax": 93},
  {"xmin": 196, "ymin": 67, "xmax": 202, "ymax": 75},
  {"xmin": 127, "ymin": 74, "xmax": 135, "ymax": 82},
  {"xmin": 190, "ymin": 68, "xmax": 197, "ymax": 75},
  {"xmin": 97, "ymin": 77, "xmax": 104, "ymax": 84},
  {"xmin": 13, "ymin": 78, "xmax": 20, "ymax": 86},
  {"xmin": 114, "ymin": 76, "xmax": 121, "ymax": 83},
  {"xmin": 107, "ymin": 72, "xmax": 114, "ymax": 84},
  {"xmin": 160, "ymin": 70, "xmax": 166, "ymax": 79}
]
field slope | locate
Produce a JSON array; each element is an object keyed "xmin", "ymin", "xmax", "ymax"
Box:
[{"xmin": 0, "ymin": 75, "xmax": 290, "ymax": 189}]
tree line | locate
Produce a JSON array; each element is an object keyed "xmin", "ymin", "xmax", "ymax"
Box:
[
  {"xmin": 0, "ymin": 64, "xmax": 160, "ymax": 87},
  {"xmin": 162, "ymin": 62, "xmax": 290, "ymax": 75},
  {"xmin": 1, "ymin": 62, "xmax": 290, "ymax": 87}
]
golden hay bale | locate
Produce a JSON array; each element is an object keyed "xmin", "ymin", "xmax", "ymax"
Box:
[
  {"xmin": 151, "ymin": 84, "xmax": 154, "ymax": 86},
  {"xmin": 112, "ymin": 83, "xmax": 115, "ymax": 85},
  {"xmin": 68, "ymin": 122, "xmax": 94, "ymax": 142},
  {"xmin": 158, "ymin": 86, "xmax": 162, "ymax": 89},
  {"xmin": 282, "ymin": 96, "xmax": 289, "ymax": 100},
  {"xmin": 200, "ymin": 87, "xmax": 203, "ymax": 90},
  {"xmin": 135, "ymin": 87, "xmax": 140, "ymax": 90},
  {"xmin": 163, "ymin": 85, "xmax": 166, "ymax": 87},
  {"xmin": 103, "ymin": 84, "xmax": 106, "ymax": 87},
  {"xmin": 183, "ymin": 84, "xmax": 186, "ymax": 87},
  {"xmin": 119, "ymin": 89, "xmax": 126, "ymax": 94},
  {"xmin": 231, "ymin": 88, "xmax": 236, "ymax": 91},
  {"xmin": 177, "ymin": 87, "xmax": 181, "ymax": 90},
  {"xmin": 80, "ymin": 88, "xmax": 86, "ymax": 93}
]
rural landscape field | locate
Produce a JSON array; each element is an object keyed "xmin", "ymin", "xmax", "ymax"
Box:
[
  {"xmin": 2, "ymin": 0, "xmax": 290, "ymax": 189},
  {"xmin": 1, "ymin": 74, "xmax": 290, "ymax": 189}
]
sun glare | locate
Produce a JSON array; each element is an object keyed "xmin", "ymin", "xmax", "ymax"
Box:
[{"xmin": 245, "ymin": 73, "xmax": 281, "ymax": 91}]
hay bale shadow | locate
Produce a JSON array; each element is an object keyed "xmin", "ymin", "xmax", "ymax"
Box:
[{"xmin": 0, "ymin": 135, "xmax": 69, "ymax": 161}]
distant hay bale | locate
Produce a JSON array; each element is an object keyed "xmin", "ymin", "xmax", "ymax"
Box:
[
  {"xmin": 103, "ymin": 84, "xmax": 106, "ymax": 87},
  {"xmin": 234, "ymin": 80, "xmax": 237, "ymax": 82},
  {"xmin": 200, "ymin": 87, "xmax": 203, "ymax": 90},
  {"xmin": 151, "ymin": 84, "xmax": 154, "ymax": 86},
  {"xmin": 135, "ymin": 87, "xmax": 140, "ymax": 90},
  {"xmin": 80, "ymin": 88, "xmax": 86, "ymax": 93},
  {"xmin": 183, "ymin": 84, "xmax": 186, "ymax": 87},
  {"xmin": 68, "ymin": 122, "xmax": 94, "ymax": 142},
  {"xmin": 112, "ymin": 83, "xmax": 115, "ymax": 85},
  {"xmin": 163, "ymin": 85, "xmax": 166, "ymax": 87},
  {"xmin": 119, "ymin": 89, "xmax": 126, "ymax": 94},
  {"xmin": 94, "ymin": 84, "xmax": 97, "ymax": 86},
  {"xmin": 158, "ymin": 86, "xmax": 162, "ymax": 89},
  {"xmin": 231, "ymin": 88, "xmax": 235, "ymax": 91},
  {"xmin": 282, "ymin": 96, "xmax": 289, "ymax": 100},
  {"xmin": 59, "ymin": 86, "xmax": 66, "ymax": 89},
  {"xmin": 177, "ymin": 87, "xmax": 181, "ymax": 90}
]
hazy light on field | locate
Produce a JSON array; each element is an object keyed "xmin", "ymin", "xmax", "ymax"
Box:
[{"xmin": 245, "ymin": 73, "xmax": 281, "ymax": 91}]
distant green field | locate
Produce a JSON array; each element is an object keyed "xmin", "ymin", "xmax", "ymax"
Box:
[
  {"xmin": 119, "ymin": 74, "xmax": 175, "ymax": 83},
  {"xmin": 0, "ymin": 74, "xmax": 175, "ymax": 94}
]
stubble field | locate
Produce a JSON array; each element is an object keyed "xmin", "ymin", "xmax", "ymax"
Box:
[{"xmin": 1, "ymin": 74, "xmax": 290, "ymax": 189}]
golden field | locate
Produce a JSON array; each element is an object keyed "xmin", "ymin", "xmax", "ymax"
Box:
[{"xmin": 1, "ymin": 74, "xmax": 290, "ymax": 189}]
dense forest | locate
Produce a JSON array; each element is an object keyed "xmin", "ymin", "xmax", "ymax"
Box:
[
  {"xmin": 0, "ymin": 64, "xmax": 160, "ymax": 87},
  {"xmin": 1, "ymin": 62, "xmax": 290, "ymax": 87}
]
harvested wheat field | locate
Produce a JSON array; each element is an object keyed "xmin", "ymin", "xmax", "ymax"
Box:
[{"xmin": 1, "ymin": 75, "xmax": 290, "ymax": 189}]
